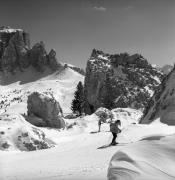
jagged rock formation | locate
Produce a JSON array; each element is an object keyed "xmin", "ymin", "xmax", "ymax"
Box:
[
  {"xmin": 27, "ymin": 92, "xmax": 65, "ymax": 128},
  {"xmin": 84, "ymin": 49, "xmax": 164, "ymax": 114},
  {"xmin": 141, "ymin": 65, "xmax": 175, "ymax": 125},
  {"xmin": 48, "ymin": 49, "xmax": 63, "ymax": 71},
  {"xmin": 27, "ymin": 41, "xmax": 48, "ymax": 72},
  {"xmin": 0, "ymin": 26, "xmax": 63, "ymax": 72},
  {"xmin": 0, "ymin": 26, "xmax": 30, "ymax": 71}
]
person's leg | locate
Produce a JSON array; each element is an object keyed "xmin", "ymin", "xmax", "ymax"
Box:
[
  {"xmin": 98, "ymin": 121, "xmax": 101, "ymax": 132},
  {"xmin": 111, "ymin": 132, "xmax": 117, "ymax": 145}
]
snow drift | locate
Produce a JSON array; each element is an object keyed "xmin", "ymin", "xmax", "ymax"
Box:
[
  {"xmin": 111, "ymin": 108, "xmax": 142, "ymax": 128},
  {"xmin": 0, "ymin": 113, "xmax": 53, "ymax": 151},
  {"xmin": 108, "ymin": 134, "xmax": 175, "ymax": 180},
  {"xmin": 108, "ymin": 120, "xmax": 175, "ymax": 180}
]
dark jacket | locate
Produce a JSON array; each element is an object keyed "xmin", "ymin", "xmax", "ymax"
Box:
[{"xmin": 110, "ymin": 122, "xmax": 121, "ymax": 133}]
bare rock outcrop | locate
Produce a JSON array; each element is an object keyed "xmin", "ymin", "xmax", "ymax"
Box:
[
  {"xmin": 28, "ymin": 41, "xmax": 48, "ymax": 72},
  {"xmin": 0, "ymin": 26, "xmax": 64, "ymax": 73},
  {"xmin": 48, "ymin": 49, "xmax": 63, "ymax": 71},
  {"xmin": 84, "ymin": 49, "xmax": 164, "ymax": 114},
  {"xmin": 0, "ymin": 26, "xmax": 84, "ymax": 77},
  {"xmin": 141, "ymin": 65, "xmax": 175, "ymax": 125},
  {"xmin": 27, "ymin": 92, "xmax": 65, "ymax": 128},
  {"xmin": 0, "ymin": 27, "xmax": 30, "ymax": 72}
]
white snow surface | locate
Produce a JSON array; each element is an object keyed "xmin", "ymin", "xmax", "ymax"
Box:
[
  {"xmin": 108, "ymin": 130, "xmax": 175, "ymax": 180},
  {"xmin": 1, "ymin": 109, "xmax": 175, "ymax": 180}
]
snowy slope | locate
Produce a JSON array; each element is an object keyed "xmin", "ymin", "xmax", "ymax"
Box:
[
  {"xmin": 0, "ymin": 67, "xmax": 84, "ymax": 115},
  {"xmin": 0, "ymin": 108, "xmax": 141, "ymax": 179},
  {"xmin": 0, "ymin": 130, "xmax": 119, "ymax": 180}
]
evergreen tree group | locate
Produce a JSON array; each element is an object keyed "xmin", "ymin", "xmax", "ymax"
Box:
[{"xmin": 71, "ymin": 81, "xmax": 84, "ymax": 116}]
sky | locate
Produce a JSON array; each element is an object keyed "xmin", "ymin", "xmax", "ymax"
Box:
[{"xmin": 0, "ymin": 0, "xmax": 175, "ymax": 68}]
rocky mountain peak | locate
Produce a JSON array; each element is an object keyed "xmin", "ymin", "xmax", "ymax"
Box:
[
  {"xmin": 84, "ymin": 49, "xmax": 164, "ymax": 114},
  {"xmin": 0, "ymin": 27, "xmax": 64, "ymax": 73}
]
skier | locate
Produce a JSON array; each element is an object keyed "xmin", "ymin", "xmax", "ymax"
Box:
[{"xmin": 110, "ymin": 120, "xmax": 121, "ymax": 145}]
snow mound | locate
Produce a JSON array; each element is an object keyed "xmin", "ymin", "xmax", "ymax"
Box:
[
  {"xmin": 111, "ymin": 108, "xmax": 143, "ymax": 128},
  {"xmin": 68, "ymin": 108, "xmax": 143, "ymax": 133},
  {"xmin": 108, "ymin": 135, "xmax": 175, "ymax": 180},
  {"xmin": 108, "ymin": 121, "xmax": 175, "ymax": 180},
  {"xmin": 0, "ymin": 113, "xmax": 53, "ymax": 151},
  {"xmin": 66, "ymin": 114, "xmax": 101, "ymax": 133}
]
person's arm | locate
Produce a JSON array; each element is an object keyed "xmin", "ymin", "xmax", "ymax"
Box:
[{"xmin": 118, "ymin": 126, "xmax": 121, "ymax": 133}]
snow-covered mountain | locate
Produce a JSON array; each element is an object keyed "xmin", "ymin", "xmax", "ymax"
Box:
[
  {"xmin": 84, "ymin": 49, "xmax": 164, "ymax": 114},
  {"xmin": 0, "ymin": 27, "xmax": 84, "ymax": 115}
]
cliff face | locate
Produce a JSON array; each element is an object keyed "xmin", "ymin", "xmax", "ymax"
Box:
[
  {"xmin": 141, "ymin": 66, "xmax": 175, "ymax": 125},
  {"xmin": 0, "ymin": 27, "xmax": 63, "ymax": 73},
  {"xmin": 0, "ymin": 27, "xmax": 30, "ymax": 71},
  {"xmin": 84, "ymin": 49, "xmax": 164, "ymax": 114}
]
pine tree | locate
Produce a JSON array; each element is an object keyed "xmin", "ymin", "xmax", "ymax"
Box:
[{"xmin": 71, "ymin": 81, "xmax": 84, "ymax": 116}]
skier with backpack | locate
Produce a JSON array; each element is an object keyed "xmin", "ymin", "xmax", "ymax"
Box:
[{"xmin": 110, "ymin": 120, "xmax": 121, "ymax": 145}]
